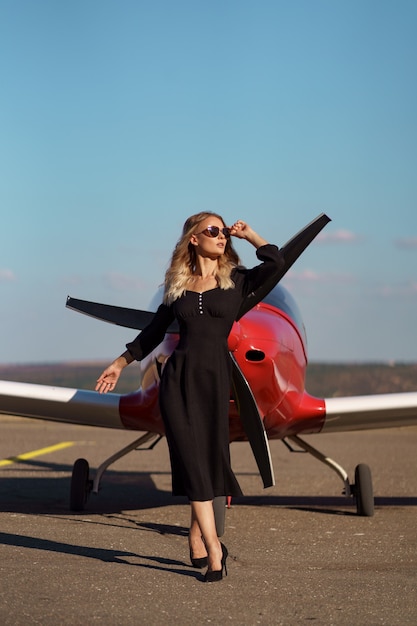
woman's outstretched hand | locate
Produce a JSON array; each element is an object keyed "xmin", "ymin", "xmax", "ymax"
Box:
[
  {"xmin": 95, "ymin": 363, "xmax": 122, "ymax": 393},
  {"xmin": 95, "ymin": 352, "xmax": 133, "ymax": 393}
]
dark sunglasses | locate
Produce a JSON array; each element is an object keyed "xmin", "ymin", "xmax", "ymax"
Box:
[{"xmin": 196, "ymin": 225, "xmax": 231, "ymax": 239}]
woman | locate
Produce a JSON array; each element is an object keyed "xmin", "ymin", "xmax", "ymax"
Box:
[{"xmin": 96, "ymin": 212, "xmax": 284, "ymax": 582}]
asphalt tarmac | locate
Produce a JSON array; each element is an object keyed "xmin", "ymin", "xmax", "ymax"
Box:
[{"xmin": 1, "ymin": 415, "xmax": 416, "ymax": 625}]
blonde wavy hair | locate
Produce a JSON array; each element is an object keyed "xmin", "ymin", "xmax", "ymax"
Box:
[{"xmin": 163, "ymin": 212, "xmax": 241, "ymax": 304}]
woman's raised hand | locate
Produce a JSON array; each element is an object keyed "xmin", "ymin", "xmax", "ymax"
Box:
[
  {"xmin": 229, "ymin": 220, "xmax": 251, "ymax": 238},
  {"xmin": 229, "ymin": 220, "xmax": 268, "ymax": 249}
]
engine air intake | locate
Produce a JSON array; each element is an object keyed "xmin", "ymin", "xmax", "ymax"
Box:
[{"xmin": 245, "ymin": 349, "xmax": 265, "ymax": 362}]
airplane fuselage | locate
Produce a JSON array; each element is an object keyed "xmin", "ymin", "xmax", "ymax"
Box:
[{"xmin": 119, "ymin": 284, "xmax": 326, "ymax": 441}]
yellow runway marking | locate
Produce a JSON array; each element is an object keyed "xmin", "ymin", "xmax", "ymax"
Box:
[{"xmin": 0, "ymin": 441, "xmax": 75, "ymax": 467}]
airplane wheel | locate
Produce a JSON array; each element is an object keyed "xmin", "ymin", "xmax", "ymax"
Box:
[
  {"xmin": 213, "ymin": 496, "xmax": 226, "ymax": 537},
  {"xmin": 354, "ymin": 463, "xmax": 374, "ymax": 517},
  {"xmin": 70, "ymin": 458, "xmax": 91, "ymax": 512}
]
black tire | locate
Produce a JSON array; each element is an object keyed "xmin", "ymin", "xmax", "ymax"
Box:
[
  {"xmin": 213, "ymin": 496, "xmax": 226, "ymax": 537},
  {"xmin": 355, "ymin": 463, "xmax": 374, "ymax": 517},
  {"xmin": 70, "ymin": 458, "xmax": 90, "ymax": 512}
]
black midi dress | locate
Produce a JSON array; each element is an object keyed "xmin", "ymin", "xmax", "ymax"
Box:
[{"xmin": 126, "ymin": 244, "xmax": 284, "ymax": 501}]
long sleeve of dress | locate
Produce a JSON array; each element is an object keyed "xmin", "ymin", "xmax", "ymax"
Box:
[
  {"xmin": 125, "ymin": 303, "xmax": 175, "ymax": 362},
  {"xmin": 235, "ymin": 244, "xmax": 285, "ymax": 320}
]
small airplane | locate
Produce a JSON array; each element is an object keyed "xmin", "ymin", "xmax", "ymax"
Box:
[{"xmin": 1, "ymin": 213, "xmax": 417, "ymax": 533}]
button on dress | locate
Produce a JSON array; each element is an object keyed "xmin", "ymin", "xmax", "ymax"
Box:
[{"xmin": 126, "ymin": 244, "xmax": 284, "ymax": 501}]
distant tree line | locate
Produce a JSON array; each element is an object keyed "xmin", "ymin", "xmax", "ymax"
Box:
[{"xmin": 1, "ymin": 362, "xmax": 416, "ymax": 397}]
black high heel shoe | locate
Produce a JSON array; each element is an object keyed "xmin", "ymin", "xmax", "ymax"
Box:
[
  {"xmin": 189, "ymin": 537, "xmax": 208, "ymax": 568},
  {"xmin": 204, "ymin": 543, "xmax": 228, "ymax": 583},
  {"xmin": 190, "ymin": 550, "xmax": 208, "ymax": 569}
]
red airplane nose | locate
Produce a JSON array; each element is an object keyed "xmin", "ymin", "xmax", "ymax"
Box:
[{"xmin": 227, "ymin": 322, "xmax": 242, "ymax": 352}]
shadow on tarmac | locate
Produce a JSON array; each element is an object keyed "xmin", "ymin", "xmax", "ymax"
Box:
[
  {"xmin": 1, "ymin": 460, "xmax": 417, "ymax": 516},
  {"xmin": 0, "ymin": 531, "xmax": 202, "ymax": 579}
]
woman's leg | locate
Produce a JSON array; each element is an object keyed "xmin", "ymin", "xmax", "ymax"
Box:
[
  {"xmin": 189, "ymin": 506, "xmax": 208, "ymax": 559},
  {"xmin": 190, "ymin": 500, "xmax": 222, "ymax": 571}
]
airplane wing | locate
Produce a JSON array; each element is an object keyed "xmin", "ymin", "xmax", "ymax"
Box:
[
  {"xmin": 321, "ymin": 392, "xmax": 417, "ymax": 433},
  {"xmin": 0, "ymin": 380, "xmax": 124, "ymax": 428}
]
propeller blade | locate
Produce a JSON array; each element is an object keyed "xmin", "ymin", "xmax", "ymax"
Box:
[
  {"xmin": 67, "ymin": 214, "xmax": 330, "ymax": 331},
  {"xmin": 230, "ymin": 353, "xmax": 275, "ymax": 488},
  {"xmin": 66, "ymin": 297, "xmax": 179, "ymax": 333},
  {"xmin": 237, "ymin": 212, "xmax": 331, "ymax": 319}
]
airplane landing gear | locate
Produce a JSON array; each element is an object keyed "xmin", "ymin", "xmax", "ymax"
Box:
[
  {"xmin": 70, "ymin": 458, "xmax": 92, "ymax": 511},
  {"xmin": 69, "ymin": 432, "xmax": 228, "ymax": 535},
  {"xmin": 69, "ymin": 432, "xmax": 163, "ymax": 512},
  {"xmin": 213, "ymin": 496, "xmax": 226, "ymax": 537},
  {"xmin": 352, "ymin": 463, "xmax": 374, "ymax": 517},
  {"xmin": 284, "ymin": 435, "xmax": 375, "ymax": 516}
]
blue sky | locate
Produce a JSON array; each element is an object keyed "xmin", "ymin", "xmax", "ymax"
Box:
[{"xmin": 1, "ymin": 0, "xmax": 416, "ymax": 364}]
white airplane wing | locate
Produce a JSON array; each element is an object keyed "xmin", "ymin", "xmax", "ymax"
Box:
[
  {"xmin": 321, "ymin": 391, "xmax": 417, "ymax": 433},
  {"xmin": 0, "ymin": 380, "xmax": 123, "ymax": 428}
]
